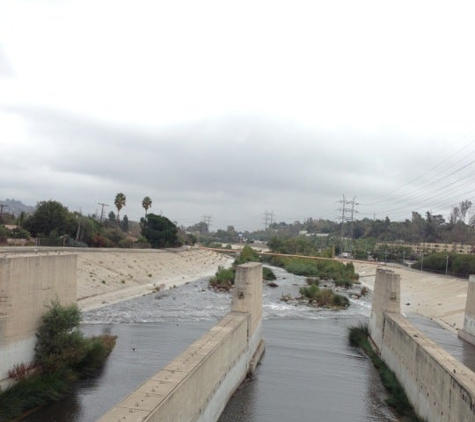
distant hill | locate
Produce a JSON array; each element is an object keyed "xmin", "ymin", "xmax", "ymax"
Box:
[{"xmin": 0, "ymin": 199, "xmax": 36, "ymax": 216}]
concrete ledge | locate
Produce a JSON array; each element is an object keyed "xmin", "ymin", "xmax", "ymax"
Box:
[
  {"xmin": 97, "ymin": 313, "xmax": 249, "ymax": 422},
  {"xmin": 247, "ymin": 339, "xmax": 266, "ymax": 376}
]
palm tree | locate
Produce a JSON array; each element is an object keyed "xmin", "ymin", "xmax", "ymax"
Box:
[
  {"xmin": 142, "ymin": 196, "xmax": 152, "ymax": 217},
  {"xmin": 114, "ymin": 193, "xmax": 126, "ymax": 222}
]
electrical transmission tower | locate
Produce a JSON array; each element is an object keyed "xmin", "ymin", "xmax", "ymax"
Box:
[
  {"xmin": 263, "ymin": 210, "xmax": 274, "ymax": 230},
  {"xmin": 202, "ymin": 215, "xmax": 212, "ymax": 232},
  {"xmin": 337, "ymin": 195, "xmax": 358, "ymax": 255},
  {"xmin": 347, "ymin": 196, "xmax": 359, "ymax": 255},
  {"xmin": 337, "ymin": 195, "xmax": 349, "ymax": 253}
]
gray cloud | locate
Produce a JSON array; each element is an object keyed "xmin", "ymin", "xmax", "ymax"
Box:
[
  {"xmin": 0, "ymin": 105, "xmax": 470, "ymax": 230},
  {"xmin": 0, "ymin": 45, "xmax": 14, "ymax": 78}
]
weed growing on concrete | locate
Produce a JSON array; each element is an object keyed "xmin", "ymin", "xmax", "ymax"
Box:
[{"xmin": 348, "ymin": 323, "xmax": 424, "ymax": 422}]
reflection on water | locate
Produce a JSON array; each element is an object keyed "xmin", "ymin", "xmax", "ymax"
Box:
[
  {"xmin": 408, "ymin": 314, "xmax": 475, "ymax": 371},
  {"xmin": 21, "ymin": 322, "xmax": 214, "ymax": 422},
  {"xmin": 219, "ymin": 319, "xmax": 398, "ymax": 422}
]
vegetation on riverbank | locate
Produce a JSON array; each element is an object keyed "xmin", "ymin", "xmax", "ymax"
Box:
[
  {"xmin": 0, "ymin": 301, "xmax": 116, "ymax": 422},
  {"xmin": 348, "ymin": 324, "xmax": 423, "ymax": 422}
]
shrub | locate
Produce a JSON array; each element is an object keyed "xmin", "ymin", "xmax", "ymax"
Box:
[
  {"xmin": 209, "ymin": 266, "xmax": 235, "ymax": 291},
  {"xmin": 0, "ymin": 301, "xmax": 117, "ymax": 421},
  {"xmin": 299, "ymin": 285, "xmax": 349, "ymax": 308},
  {"xmin": 331, "ymin": 293, "xmax": 349, "ymax": 307},
  {"xmin": 262, "ymin": 267, "xmax": 276, "ymax": 280},
  {"xmin": 7, "ymin": 362, "xmax": 39, "ymax": 381},
  {"xmin": 299, "ymin": 283, "xmax": 320, "ymax": 300},
  {"xmin": 306, "ymin": 277, "xmax": 319, "ymax": 285},
  {"xmin": 234, "ymin": 245, "xmax": 260, "ymax": 267}
]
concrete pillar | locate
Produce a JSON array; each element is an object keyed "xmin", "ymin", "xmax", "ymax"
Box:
[
  {"xmin": 458, "ymin": 275, "xmax": 475, "ymax": 345},
  {"xmin": 369, "ymin": 269, "xmax": 401, "ymax": 353},
  {"xmin": 231, "ymin": 262, "xmax": 262, "ymax": 338}
]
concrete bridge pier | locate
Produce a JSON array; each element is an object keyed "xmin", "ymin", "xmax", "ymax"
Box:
[
  {"xmin": 458, "ymin": 275, "xmax": 475, "ymax": 345},
  {"xmin": 368, "ymin": 268, "xmax": 401, "ymax": 353}
]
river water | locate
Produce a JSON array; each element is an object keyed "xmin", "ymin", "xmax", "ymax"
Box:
[{"xmin": 22, "ymin": 267, "xmax": 475, "ymax": 422}]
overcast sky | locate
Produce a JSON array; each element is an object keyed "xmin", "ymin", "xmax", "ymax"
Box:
[{"xmin": 1, "ymin": 0, "xmax": 475, "ymax": 231}]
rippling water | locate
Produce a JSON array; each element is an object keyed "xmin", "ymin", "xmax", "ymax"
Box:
[{"xmin": 24, "ymin": 266, "xmax": 474, "ymax": 421}]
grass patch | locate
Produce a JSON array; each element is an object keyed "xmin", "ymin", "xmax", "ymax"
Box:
[{"xmin": 348, "ymin": 323, "xmax": 423, "ymax": 421}]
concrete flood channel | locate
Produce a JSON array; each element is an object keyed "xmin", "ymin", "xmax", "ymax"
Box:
[{"xmin": 22, "ymin": 267, "xmax": 475, "ymax": 422}]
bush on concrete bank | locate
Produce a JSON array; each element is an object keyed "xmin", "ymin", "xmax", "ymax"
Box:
[
  {"xmin": 348, "ymin": 324, "xmax": 424, "ymax": 422},
  {"xmin": 0, "ymin": 301, "xmax": 116, "ymax": 421}
]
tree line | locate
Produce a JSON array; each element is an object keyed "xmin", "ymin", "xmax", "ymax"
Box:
[{"xmin": 0, "ymin": 194, "xmax": 190, "ymax": 249}]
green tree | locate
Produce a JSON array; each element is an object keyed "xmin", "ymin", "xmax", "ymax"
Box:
[
  {"xmin": 0, "ymin": 226, "xmax": 7, "ymax": 243},
  {"xmin": 114, "ymin": 193, "xmax": 126, "ymax": 222},
  {"xmin": 142, "ymin": 196, "xmax": 152, "ymax": 216},
  {"xmin": 121, "ymin": 215, "xmax": 129, "ymax": 232},
  {"xmin": 24, "ymin": 200, "xmax": 75, "ymax": 237},
  {"xmin": 108, "ymin": 211, "xmax": 116, "ymax": 222},
  {"xmin": 141, "ymin": 213, "xmax": 181, "ymax": 248}
]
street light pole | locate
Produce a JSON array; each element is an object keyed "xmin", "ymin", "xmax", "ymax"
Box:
[{"xmin": 446, "ymin": 255, "xmax": 449, "ymax": 275}]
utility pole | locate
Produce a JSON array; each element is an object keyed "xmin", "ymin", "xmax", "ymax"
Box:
[{"xmin": 98, "ymin": 202, "xmax": 109, "ymax": 235}]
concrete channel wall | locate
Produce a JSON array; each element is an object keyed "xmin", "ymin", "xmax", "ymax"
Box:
[
  {"xmin": 0, "ymin": 253, "xmax": 77, "ymax": 383},
  {"xmin": 97, "ymin": 262, "xmax": 265, "ymax": 422},
  {"xmin": 370, "ymin": 269, "xmax": 475, "ymax": 422}
]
